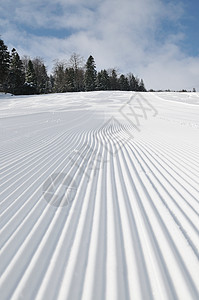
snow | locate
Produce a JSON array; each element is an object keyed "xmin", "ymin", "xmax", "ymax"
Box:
[{"xmin": 0, "ymin": 91, "xmax": 199, "ymax": 300}]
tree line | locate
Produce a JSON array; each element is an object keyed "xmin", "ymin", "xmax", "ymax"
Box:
[{"xmin": 0, "ymin": 38, "xmax": 146, "ymax": 95}]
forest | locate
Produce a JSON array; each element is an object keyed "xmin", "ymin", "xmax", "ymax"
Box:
[{"xmin": 0, "ymin": 38, "xmax": 146, "ymax": 95}]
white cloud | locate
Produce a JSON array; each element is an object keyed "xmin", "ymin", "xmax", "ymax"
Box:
[{"xmin": 0, "ymin": 0, "xmax": 199, "ymax": 90}]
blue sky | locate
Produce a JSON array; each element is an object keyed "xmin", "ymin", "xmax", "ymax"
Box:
[{"xmin": 0, "ymin": 0, "xmax": 199, "ymax": 90}]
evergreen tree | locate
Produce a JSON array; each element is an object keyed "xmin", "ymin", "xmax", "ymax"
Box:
[
  {"xmin": 39, "ymin": 63, "xmax": 49, "ymax": 93},
  {"xmin": 23, "ymin": 59, "xmax": 37, "ymax": 94},
  {"xmin": 128, "ymin": 73, "xmax": 139, "ymax": 91},
  {"xmin": 96, "ymin": 71, "xmax": 103, "ymax": 90},
  {"xmin": 7, "ymin": 48, "xmax": 25, "ymax": 95},
  {"xmin": 26, "ymin": 60, "xmax": 36, "ymax": 86},
  {"xmin": 96, "ymin": 69, "xmax": 111, "ymax": 90},
  {"xmin": 49, "ymin": 75, "xmax": 55, "ymax": 93},
  {"xmin": 109, "ymin": 69, "xmax": 119, "ymax": 90},
  {"xmin": 134, "ymin": 76, "xmax": 141, "ymax": 91},
  {"xmin": 138, "ymin": 79, "xmax": 146, "ymax": 92},
  {"xmin": 0, "ymin": 43, "xmax": 148, "ymax": 95},
  {"xmin": 65, "ymin": 67, "xmax": 75, "ymax": 92},
  {"xmin": 84, "ymin": 55, "xmax": 97, "ymax": 91},
  {"xmin": 0, "ymin": 38, "xmax": 10, "ymax": 90},
  {"xmin": 75, "ymin": 68, "xmax": 85, "ymax": 91},
  {"xmin": 32, "ymin": 57, "xmax": 49, "ymax": 93},
  {"xmin": 96, "ymin": 69, "xmax": 110, "ymax": 91},
  {"xmin": 119, "ymin": 74, "xmax": 130, "ymax": 91},
  {"xmin": 100, "ymin": 69, "xmax": 110, "ymax": 90}
]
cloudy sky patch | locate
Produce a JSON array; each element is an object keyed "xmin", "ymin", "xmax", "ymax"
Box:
[{"xmin": 0, "ymin": 0, "xmax": 198, "ymax": 90}]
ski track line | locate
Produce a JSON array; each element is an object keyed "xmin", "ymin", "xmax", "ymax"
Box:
[
  {"xmin": 122, "ymin": 144, "xmax": 199, "ymax": 299},
  {"xmin": 0, "ymin": 130, "xmax": 76, "ymax": 187},
  {"xmin": 127, "ymin": 142, "xmax": 199, "ymax": 258},
  {"xmin": 34, "ymin": 131, "xmax": 101, "ymax": 300},
  {"xmin": 0, "ymin": 107, "xmax": 93, "ymax": 159},
  {"xmin": 59, "ymin": 137, "xmax": 105, "ymax": 300},
  {"xmin": 0, "ymin": 111, "xmax": 99, "ymax": 209},
  {"xmin": 119, "ymin": 147, "xmax": 178, "ymax": 300},
  {"xmin": 8, "ymin": 132, "xmax": 95, "ymax": 300},
  {"xmin": 133, "ymin": 140, "xmax": 199, "ymax": 216},
  {"xmin": 0, "ymin": 109, "xmax": 94, "ymax": 167},
  {"xmin": 0, "ymin": 130, "xmax": 94, "ymax": 299},
  {"xmin": 100, "ymin": 124, "xmax": 179, "ymax": 299},
  {"xmin": 0, "ymin": 130, "xmax": 79, "ymax": 214},
  {"xmin": 137, "ymin": 133, "xmax": 199, "ymax": 175},
  {"xmin": 140, "ymin": 136, "xmax": 199, "ymax": 177},
  {"xmin": 138, "ymin": 135, "xmax": 199, "ymax": 169},
  {"xmin": 105, "ymin": 120, "xmax": 198, "ymax": 298},
  {"xmin": 0, "ymin": 133, "xmax": 82, "ymax": 255},
  {"xmin": 0, "ymin": 129, "xmax": 61, "ymax": 162},
  {"xmin": 0, "ymin": 129, "xmax": 72, "ymax": 175},
  {"xmin": 1, "ymin": 91, "xmax": 199, "ymax": 300},
  {"xmin": 79, "ymin": 140, "xmax": 107, "ymax": 300},
  {"xmin": 116, "ymin": 148, "xmax": 171, "ymax": 300},
  {"xmin": 0, "ymin": 130, "xmax": 88, "ymax": 246},
  {"xmin": 0, "ymin": 127, "xmax": 81, "ymax": 190},
  {"xmin": 100, "ymin": 127, "xmax": 130, "ymax": 300},
  {"xmin": 132, "ymin": 141, "xmax": 199, "ymax": 234},
  {"xmin": 135, "ymin": 139, "xmax": 199, "ymax": 194}
]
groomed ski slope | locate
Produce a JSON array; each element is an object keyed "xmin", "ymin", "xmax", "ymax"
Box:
[{"xmin": 0, "ymin": 91, "xmax": 199, "ymax": 300}]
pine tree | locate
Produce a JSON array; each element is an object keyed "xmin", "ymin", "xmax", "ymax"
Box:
[
  {"xmin": 23, "ymin": 59, "xmax": 37, "ymax": 94},
  {"xmin": 96, "ymin": 70, "xmax": 110, "ymax": 90},
  {"xmin": 134, "ymin": 76, "xmax": 141, "ymax": 91},
  {"xmin": 138, "ymin": 79, "xmax": 146, "ymax": 92},
  {"xmin": 0, "ymin": 38, "xmax": 10, "ymax": 90},
  {"xmin": 40, "ymin": 64, "xmax": 50, "ymax": 93},
  {"xmin": 101, "ymin": 70, "xmax": 110, "ymax": 90},
  {"xmin": 96, "ymin": 71, "xmax": 103, "ymax": 90},
  {"xmin": 109, "ymin": 69, "xmax": 119, "ymax": 90},
  {"xmin": 7, "ymin": 48, "xmax": 25, "ymax": 94},
  {"xmin": 65, "ymin": 67, "xmax": 75, "ymax": 92},
  {"xmin": 128, "ymin": 73, "xmax": 138, "ymax": 91},
  {"xmin": 84, "ymin": 55, "xmax": 97, "ymax": 91},
  {"xmin": 26, "ymin": 60, "xmax": 36, "ymax": 86},
  {"xmin": 119, "ymin": 74, "xmax": 129, "ymax": 91},
  {"xmin": 49, "ymin": 75, "xmax": 55, "ymax": 92},
  {"xmin": 32, "ymin": 58, "xmax": 49, "ymax": 93}
]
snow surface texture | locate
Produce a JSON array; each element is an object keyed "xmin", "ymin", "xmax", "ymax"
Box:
[{"xmin": 0, "ymin": 91, "xmax": 199, "ymax": 300}]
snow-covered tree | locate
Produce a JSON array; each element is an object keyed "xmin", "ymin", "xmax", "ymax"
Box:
[
  {"xmin": 26, "ymin": 60, "xmax": 36, "ymax": 86},
  {"xmin": 7, "ymin": 48, "xmax": 25, "ymax": 94},
  {"xmin": 0, "ymin": 38, "xmax": 10, "ymax": 89}
]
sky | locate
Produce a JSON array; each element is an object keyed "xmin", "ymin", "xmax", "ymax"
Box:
[{"xmin": 0, "ymin": 0, "xmax": 199, "ymax": 90}]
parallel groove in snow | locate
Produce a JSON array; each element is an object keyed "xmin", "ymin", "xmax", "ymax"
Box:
[{"xmin": 0, "ymin": 91, "xmax": 199, "ymax": 300}]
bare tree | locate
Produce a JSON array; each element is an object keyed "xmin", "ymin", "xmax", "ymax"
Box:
[
  {"xmin": 67, "ymin": 52, "xmax": 84, "ymax": 71},
  {"xmin": 53, "ymin": 60, "xmax": 67, "ymax": 93},
  {"xmin": 67, "ymin": 53, "xmax": 85, "ymax": 91}
]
